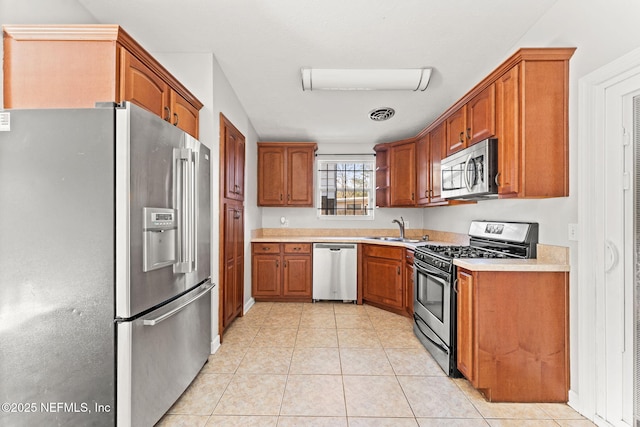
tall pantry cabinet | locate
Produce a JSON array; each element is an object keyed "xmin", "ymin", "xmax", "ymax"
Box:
[{"xmin": 220, "ymin": 115, "xmax": 245, "ymax": 335}]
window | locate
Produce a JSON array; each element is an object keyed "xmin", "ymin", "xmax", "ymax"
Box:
[{"xmin": 317, "ymin": 158, "xmax": 375, "ymax": 219}]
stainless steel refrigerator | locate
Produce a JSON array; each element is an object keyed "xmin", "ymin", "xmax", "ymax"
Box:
[{"xmin": 0, "ymin": 102, "xmax": 212, "ymax": 427}]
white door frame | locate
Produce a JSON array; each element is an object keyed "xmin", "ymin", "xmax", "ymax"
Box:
[{"xmin": 577, "ymin": 46, "xmax": 640, "ymax": 425}]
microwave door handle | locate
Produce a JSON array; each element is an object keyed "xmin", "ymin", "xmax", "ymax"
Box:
[{"xmin": 463, "ymin": 154, "xmax": 474, "ymax": 191}]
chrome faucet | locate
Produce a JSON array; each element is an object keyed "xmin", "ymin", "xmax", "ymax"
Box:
[{"xmin": 392, "ymin": 217, "xmax": 405, "ymax": 239}]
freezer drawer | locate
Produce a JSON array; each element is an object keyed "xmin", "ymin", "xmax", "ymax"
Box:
[
  {"xmin": 312, "ymin": 243, "xmax": 357, "ymax": 301},
  {"xmin": 116, "ymin": 281, "xmax": 213, "ymax": 427}
]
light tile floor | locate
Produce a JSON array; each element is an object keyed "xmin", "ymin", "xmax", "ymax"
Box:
[{"xmin": 156, "ymin": 302, "xmax": 595, "ymax": 427}]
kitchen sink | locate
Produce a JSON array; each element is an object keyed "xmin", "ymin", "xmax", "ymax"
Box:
[{"xmin": 368, "ymin": 236, "xmax": 423, "ymax": 243}]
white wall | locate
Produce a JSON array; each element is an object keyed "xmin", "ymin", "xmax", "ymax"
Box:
[{"xmin": 420, "ymin": 0, "xmax": 640, "ymax": 413}]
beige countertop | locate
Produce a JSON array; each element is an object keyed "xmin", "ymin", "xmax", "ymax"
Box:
[
  {"xmin": 453, "ymin": 244, "xmax": 570, "ymax": 272},
  {"xmin": 251, "ymin": 230, "xmax": 570, "ymax": 272},
  {"xmin": 251, "ymin": 235, "xmax": 433, "ymax": 249}
]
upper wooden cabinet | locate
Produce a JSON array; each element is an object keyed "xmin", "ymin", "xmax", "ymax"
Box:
[
  {"xmin": 494, "ymin": 54, "xmax": 573, "ymax": 198},
  {"xmin": 416, "ymin": 122, "xmax": 447, "ymax": 206},
  {"xmin": 3, "ymin": 25, "xmax": 203, "ymax": 138},
  {"xmin": 444, "ymin": 85, "xmax": 495, "ymax": 157},
  {"xmin": 425, "ymin": 47, "xmax": 575, "ymax": 198},
  {"xmin": 374, "ymin": 144, "xmax": 390, "ymax": 208},
  {"xmin": 389, "ymin": 139, "xmax": 417, "ymax": 206},
  {"xmin": 466, "ymin": 84, "xmax": 496, "ymax": 145},
  {"xmin": 445, "ymin": 106, "xmax": 467, "ymax": 157},
  {"xmin": 221, "ymin": 114, "xmax": 246, "ymax": 201},
  {"xmin": 257, "ymin": 142, "xmax": 317, "ymax": 207}
]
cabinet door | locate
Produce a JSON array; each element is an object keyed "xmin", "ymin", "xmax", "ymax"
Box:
[
  {"xmin": 170, "ymin": 90, "xmax": 199, "ymax": 138},
  {"xmin": 457, "ymin": 269, "xmax": 475, "ymax": 383},
  {"xmin": 404, "ymin": 250, "xmax": 415, "ymax": 316},
  {"xmin": 258, "ymin": 146, "xmax": 286, "ymax": 206},
  {"xmin": 415, "ymin": 135, "xmax": 430, "ymax": 205},
  {"xmin": 287, "ymin": 146, "xmax": 315, "ymax": 206},
  {"xmin": 223, "ymin": 118, "xmax": 246, "ymax": 201},
  {"xmin": 363, "ymin": 256, "xmax": 404, "ymax": 310},
  {"xmin": 390, "ymin": 141, "xmax": 416, "ymax": 206},
  {"xmin": 282, "ymin": 255, "xmax": 312, "ymax": 297},
  {"xmin": 467, "ymin": 84, "xmax": 496, "ymax": 145},
  {"xmin": 429, "ymin": 122, "xmax": 446, "ymax": 204},
  {"xmin": 223, "ymin": 204, "xmax": 244, "ymax": 328},
  {"xmin": 121, "ymin": 50, "xmax": 169, "ymax": 119},
  {"xmin": 252, "ymin": 254, "xmax": 281, "ymax": 297},
  {"xmin": 495, "ymin": 65, "xmax": 520, "ymax": 196},
  {"xmin": 445, "ymin": 106, "xmax": 467, "ymax": 156}
]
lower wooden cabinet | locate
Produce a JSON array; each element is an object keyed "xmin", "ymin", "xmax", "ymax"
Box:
[
  {"xmin": 404, "ymin": 249, "xmax": 415, "ymax": 316},
  {"xmin": 362, "ymin": 244, "xmax": 407, "ymax": 315},
  {"xmin": 456, "ymin": 268, "xmax": 569, "ymax": 402},
  {"xmin": 221, "ymin": 203, "xmax": 244, "ymax": 330},
  {"xmin": 252, "ymin": 242, "xmax": 312, "ymax": 301}
]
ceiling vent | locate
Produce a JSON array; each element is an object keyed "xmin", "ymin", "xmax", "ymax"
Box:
[{"xmin": 369, "ymin": 107, "xmax": 395, "ymax": 122}]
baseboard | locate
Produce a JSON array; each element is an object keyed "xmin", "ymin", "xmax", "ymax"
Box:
[
  {"xmin": 244, "ymin": 297, "xmax": 255, "ymax": 314},
  {"xmin": 210, "ymin": 334, "xmax": 221, "ymax": 354}
]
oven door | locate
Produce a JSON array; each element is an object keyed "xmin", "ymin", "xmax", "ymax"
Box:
[{"xmin": 413, "ymin": 258, "xmax": 451, "ymax": 345}]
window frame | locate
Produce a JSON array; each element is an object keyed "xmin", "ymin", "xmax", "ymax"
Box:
[{"xmin": 315, "ymin": 157, "xmax": 376, "ymax": 221}]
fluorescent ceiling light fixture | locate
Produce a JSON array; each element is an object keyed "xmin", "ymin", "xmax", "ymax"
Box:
[{"xmin": 301, "ymin": 68, "xmax": 432, "ymax": 91}]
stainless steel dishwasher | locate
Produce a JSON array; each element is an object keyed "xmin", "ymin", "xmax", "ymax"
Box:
[{"xmin": 312, "ymin": 243, "xmax": 358, "ymax": 302}]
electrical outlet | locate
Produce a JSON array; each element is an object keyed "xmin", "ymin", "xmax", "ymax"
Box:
[{"xmin": 568, "ymin": 223, "xmax": 578, "ymax": 241}]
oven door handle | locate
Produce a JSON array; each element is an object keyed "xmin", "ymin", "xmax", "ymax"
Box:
[{"xmin": 413, "ymin": 314, "xmax": 450, "ymax": 355}]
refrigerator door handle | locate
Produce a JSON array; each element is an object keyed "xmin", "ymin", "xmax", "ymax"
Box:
[
  {"xmin": 174, "ymin": 147, "xmax": 196, "ymax": 273},
  {"xmin": 143, "ymin": 282, "xmax": 213, "ymax": 326}
]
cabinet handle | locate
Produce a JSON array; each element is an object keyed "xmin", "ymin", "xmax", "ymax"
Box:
[
  {"xmin": 495, "ymin": 172, "xmax": 501, "ymax": 186},
  {"xmin": 294, "ymin": 247, "xmax": 300, "ymax": 251},
  {"xmin": 459, "ymin": 131, "xmax": 464, "ymax": 143},
  {"xmin": 288, "ymin": 194, "xmax": 291, "ymax": 201},
  {"xmin": 173, "ymin": 113, "xmax": 179, "ymax": 126},
  {"xmin": 280, "ymin": 194, "xmax": 283, "ymax": 201},
  {"xmin": 275, "ymin": 260, "xmax": 279, "ymax": 268},
  {"xmin": 453, "ymin": 278, "xmax": 459, "ymax": 294},
  {"xmin": 411, "ymin": 192, "xmax": 414, "ymax": 200},
  {"xmin": 466, "ymin": 128, "xmax": 471, "ymax": 140},
  {"xmin": 234, "ymin": 210, "xmax": 241, "ymax": 219},
  {"xmin": 163, "ymin": 106, "xmax": 171, "ymax": 122},
  {"xmin": 284, "ymin": 260, "xmax": 288, "ymax": 268},
  {"xmin": 397, "ymin": 266, "xmax": 400, "ymax": 275},
  {"xmin": 262, "ymin": 246, "xmax": 271, "ymax": 251}
]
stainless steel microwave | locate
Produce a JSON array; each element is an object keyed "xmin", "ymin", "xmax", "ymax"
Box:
[{"xmin": 441, "ymin": 138, "xmax": 498, "ymax": 200}]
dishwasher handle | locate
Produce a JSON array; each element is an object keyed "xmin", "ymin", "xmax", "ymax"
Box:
[{"xmin": 314, "ymin": 243, "xmax": 356, "ymax": 250}]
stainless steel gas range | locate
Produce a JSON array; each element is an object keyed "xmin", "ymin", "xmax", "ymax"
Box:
[{"xmin": 412, "ymin": 220, "xmax": 539, "ymax": 377}]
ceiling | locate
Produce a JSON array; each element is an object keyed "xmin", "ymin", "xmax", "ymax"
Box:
[{"xmin": 75, "ymin": 0, "xmax": 559, "ymax": 145}]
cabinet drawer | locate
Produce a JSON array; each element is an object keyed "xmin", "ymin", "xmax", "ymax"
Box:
[
  {"xmin": 284, "ymin": 243, "xmax": 311, "ymax": 254},
  {"xmin": 363, "ymin": 244, "xmax": 403, "ymax": 260},
  {"xmin": 252, "ymin": 243, "xmax": 281, "ymax": 254},
  {"xmin": 405, "ymin": 249, "xmax": 415, "ymax": 264}
]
